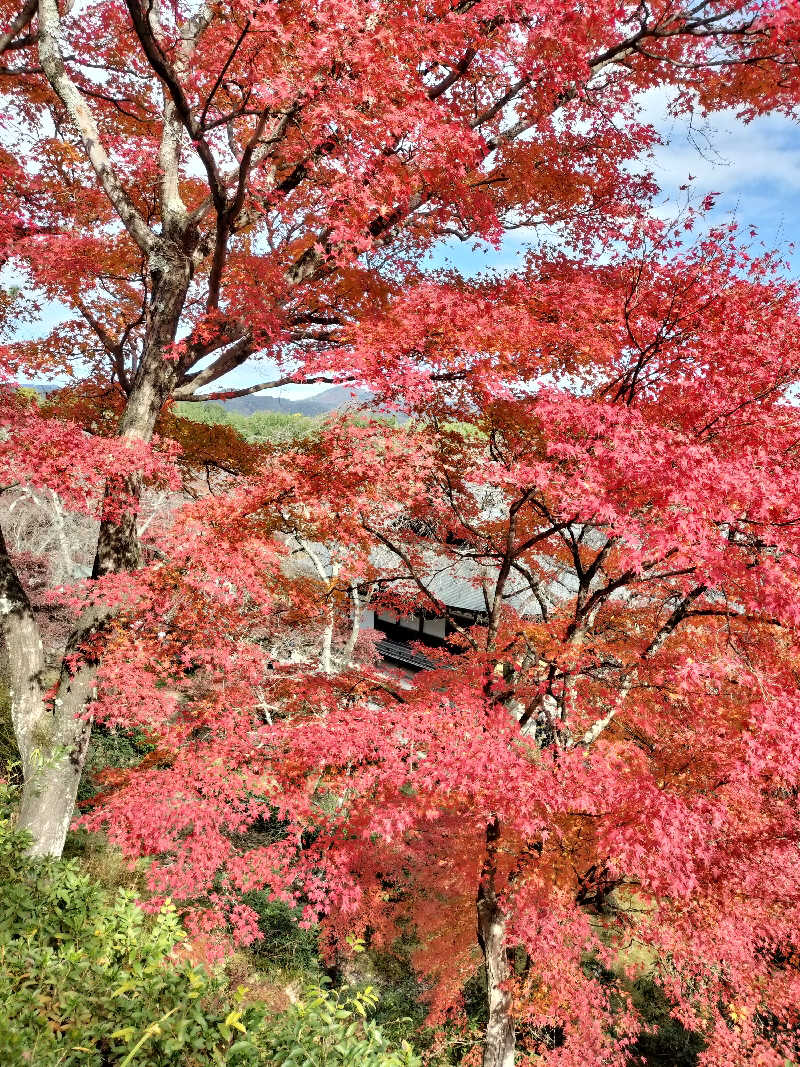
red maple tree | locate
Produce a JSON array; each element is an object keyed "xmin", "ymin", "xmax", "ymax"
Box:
[
  {"xmin": 75, "ymin": 230, "xmax": 800, "ymax": 1065},
  {"xmin": 2, "ymin": 0, "xmax": 800, "ymax": 1063}
]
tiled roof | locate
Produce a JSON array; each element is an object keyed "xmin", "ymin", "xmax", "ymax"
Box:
[
  {"xmin": 288, "ymin": 535, "xmax": 582, "ymax": 618},
  {"xmin": 376, "ymin": 638, "xmax": 438, "ymax": 671},
  {"xmin": 423, "ymin": 555, "xmax": 535, "ymax": 615}
]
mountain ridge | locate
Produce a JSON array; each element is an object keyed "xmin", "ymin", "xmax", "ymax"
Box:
[
  {"xmin": 22, "ymin": 382, "xmax": 376, "ymax": 418},
  {"xmin": 217, "ymin": 386, "xmax": 374, "ymax": 417}
]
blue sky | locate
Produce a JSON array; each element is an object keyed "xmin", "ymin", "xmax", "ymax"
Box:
[
  {"xmin": 434, "ymin": 97, "xmax": 800, "ymax": 275},
  {"xmin": 16, "ymin": 94, "xmax": 800, "ymax": 398}
]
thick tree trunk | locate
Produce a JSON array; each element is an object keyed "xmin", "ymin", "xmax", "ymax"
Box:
[
  {"xmin": 477, "ymin": 819, "xmax": 516, "ymax": 1067},
  {"xmin": 94, "ymin": 253, "xmax": 190, "ymax": 576},
  {"xmin": 16, "ymin": 678, "xmax": 93, "ymax": 855},
  {"xmin": 0, "ymin": 522, "xmax": 89, "ymax": 855},
  {"xmin": 1, "ymin": 522, "xmax": 46, "ymax": 778},
  {"xmin": 13, "ymin": 598, "xmax": 109, "ymax": 855},
  {"xmin": 11, "ymin": 254, "xmax": 190, "ymax": 855},
  {"xmin": 28, "ymin": 0, "xmax": 198, "ymax": 854}
]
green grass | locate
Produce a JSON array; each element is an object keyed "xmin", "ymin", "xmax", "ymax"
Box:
[{"xmin": 173, "ymin": 402, "xmax": 321, "ymax": 444}]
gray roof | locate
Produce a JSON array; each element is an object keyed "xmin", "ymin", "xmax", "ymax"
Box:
[
  {"xmin": 422, "ymin": 555, "xmax": 533, "ymax": 615},
  {"xmin": 287, "ymin": 534, "xmax": 579, "ymax": 620},
  {"xmin": 376, "ymin": 638, "xmax": 437, "ymax": 671},
  {"xmin": 281, "ymin": 482, "xmax": 592, "ymax": 619}
]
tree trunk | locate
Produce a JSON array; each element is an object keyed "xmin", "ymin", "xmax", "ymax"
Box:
[
  {"xmin": 94, "ymin": 251, "xmax": 190, "ymax": 576},
  {"xmin": 477, "ymin": 819, "xmax": 516, "ymax": 1067},
  {"xmin": 10, "ymin": 252, "xmax": 191, "ymax": 855},
  {"xmin": 16, "ymin": 667, "xmax": 93, "ymax": 856},
  {"xmin": 1, "ymin": 522, "xmax": 46, "ymax": 780},
  {"xmin": 320, "ymin": 613, "xmax": 335, "ymax": 673}
]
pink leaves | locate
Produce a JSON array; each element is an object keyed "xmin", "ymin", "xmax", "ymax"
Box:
[
  {"xmin": 0, "ymin": 387, "xmax": 181, "ymax": 518},
  {"xmin": 4, "ymin": 0, "xmax": 800, "ymax": 1053}
]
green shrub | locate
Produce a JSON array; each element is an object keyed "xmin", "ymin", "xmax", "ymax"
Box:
[
  {"xmin": 259, "ymin": 980, "xmax": 421, "ymax": 1067},
  {"xmin": 243, "ymin": 892, "xmax": 320, "ymax": 977},
  {"xmin": 336, "ymin": 940, "xmax": 429, "ymax": 1051},
  {"xmin": 77, "ymin": 723, "xmax": 156, "ymax": 803},
  {"xmin": 629, "ymin": 976, "xmax": 705, "ymax": 1066},
  {"xmin": 0, "ymin": 787, "xmax": 263, "ymax": 1067}
]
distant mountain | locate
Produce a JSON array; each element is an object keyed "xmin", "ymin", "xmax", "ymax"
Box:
[
  {"xmin": 219, "ymin": 386, "xmax": 374, "ymax": 417},
  {"xmin": 24, "ymin": 381, "xmax": 384, "ymax": 419}
]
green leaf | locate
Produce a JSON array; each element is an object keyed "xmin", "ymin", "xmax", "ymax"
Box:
[{"xmin": 224, "ymin": 1009, "xmax": 247, "ymax": 1034}]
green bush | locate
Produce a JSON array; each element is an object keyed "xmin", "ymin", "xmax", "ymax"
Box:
[
  {"xmin": 259, "ymin": 980, "xmax": 421, "ymax": 1067},
  {"xmin": 243, "ymin": 892, "xmax": 320, "ymax": 977},
  {"xmin": 0, "ymin": 788, "xmax": 263, "ymax": 1067},
  {"xmin": 629, "ymin": 976, "xmax": 705, "ymax": 1066},
  {"xmin": 337, "ymin": 940, "xmax": 430, "ymax": 1051}
]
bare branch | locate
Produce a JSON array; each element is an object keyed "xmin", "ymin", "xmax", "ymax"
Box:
[{"xmin": 173, "ymin": 373, "xmax": 350, "ymax": 403}]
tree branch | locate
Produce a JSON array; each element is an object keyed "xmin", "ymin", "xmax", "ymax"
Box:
[
  {"xmin": 580, "ymin": 585, "xmax": 708, "ymax": 745},
  {"xmin": 0, "ymin": 0, "xmax": 37, "ymax": 55},
  {"xmin": 37, "ymin": 0, "xmax": 156, "ymax": 254},
  {"xmin": 172, "ymin": 333, "xmax": 253, "ymax": 398},
  {"xmin": 173, "ymin": 373, "xmax": 349, "ymax": 403},
  {"xmin": 123, "ymin": 0, "xmax": 225, "ymax": 212}
]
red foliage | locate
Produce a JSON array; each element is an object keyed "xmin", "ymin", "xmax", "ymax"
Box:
[
  {"xmin": 3, "ymin": 0, "xmax": 800, "ymax": 1062},
  {"xmin": 76, "ymin": 236, "xmax": 800, "ymax": 1064}
]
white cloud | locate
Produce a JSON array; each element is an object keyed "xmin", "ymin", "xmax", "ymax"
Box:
[{"xmin": 640, "ymin": 88, "xmax": 800, "ymax": 253}]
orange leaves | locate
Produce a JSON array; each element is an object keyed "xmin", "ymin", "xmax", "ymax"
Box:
[
  {"xmin": 5, "ymin": 0, "xmax": 800, "ymax": 1057},
  {"xmin": 160, "ymin": 408, "xmax": 265, "ymax": 485}
]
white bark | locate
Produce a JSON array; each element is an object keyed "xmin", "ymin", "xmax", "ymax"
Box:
[
  {"xmin": 289, "ymin": 535, "xmax": 343, "ymax": 674},
  {"xmin": 0, "ymin": 522, "xmax": 95, "ymax": 857},
  {"xmin": 320, "ymin": 613, "xmax": 335, "ymax": 674},
  {"xmin": 37, "ymin": 0, "xmax": 156, "ymax": 254},
  {"xmin": 580, "ymin": 672, "xmax": 635, "ymax": 746},
  {"xmin": 151, "ymin": 0, "xmax": 212, "ymax": 229},
  {"xmin": 0, "ymin": 524, "xmax": 45, "ymax": 782},
  {"xmin": 341, "ymin": 582, "xmax": 375, "ymax": 667},
  {"xmin": 16, "ymin": 697, "xmax": 92, "ymax": 857},
  {"xmin": 478, "ymin": 899, "xmax": 516, "ymax": 1067}
]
